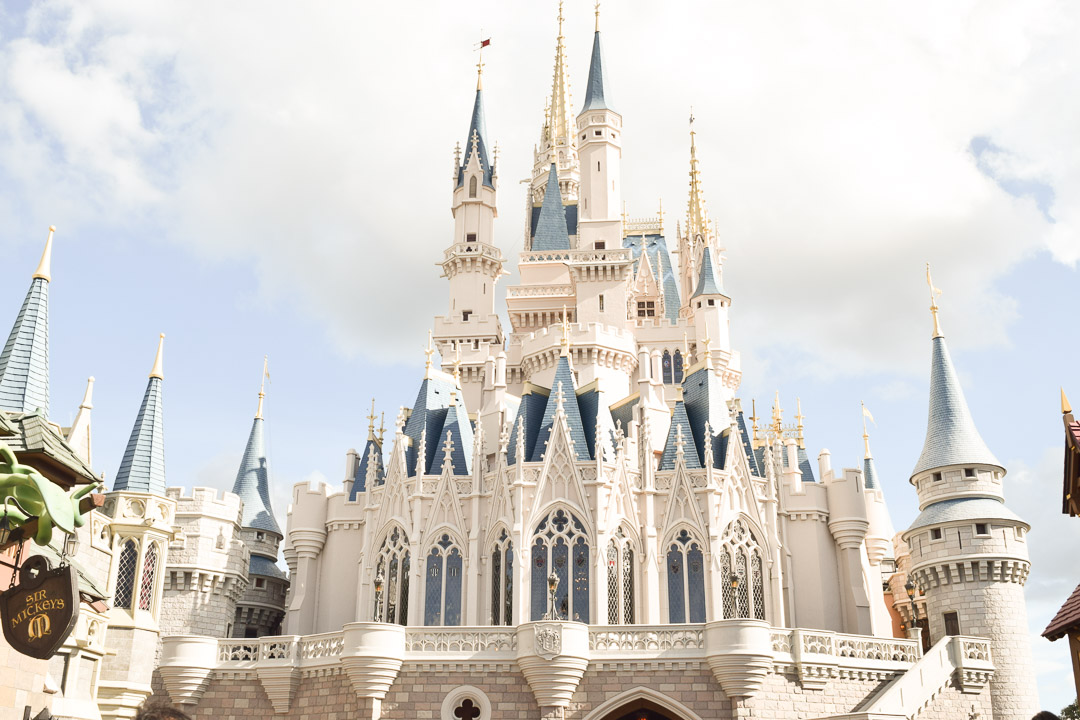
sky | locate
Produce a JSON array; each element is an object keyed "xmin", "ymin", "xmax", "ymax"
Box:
[{"xmin": 0, "ymin": 0, "xmax": 1077, "ymax": 710}]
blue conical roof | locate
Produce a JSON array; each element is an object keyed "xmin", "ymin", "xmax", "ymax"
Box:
[
  {"xmin": 457, "ymin": 87, "xmax": 495, "ymax": 189},
  {"xmin": 231, "ymin": 417, "xmax": 281, "ymax": 535},
  {"xmin": 659, "ymin": 401, "xmax": 702, "ymax": 471},
  {"xmin": 0, "ymin": 277, "xmax": 49, "ymax": 416},
  {"xmin": 532, "ymin": 165, "xmax": 571, "ymax": 251},
  {"xmin": 691, "ymin": 247, "xmax": 722, "ymax": 298},
  {"xmin": 114, "ymin": 376, "xmax": 166, "ymax": 494},
  {"xmin": 863, "ymin": 456, "xmax": 881, "ymax": 490},
  {"xmin": 581, "ymin": 31, "xmax": 612, "ymax": 113},
  {"xmin": 351, "ymin": 436, "xmax": 383, "ymax": 498},
  {"xmin": 911, "ymin": 336, "xmax": 1001, "ymax": 476},
  {"xmin": 531, "ymin": 355, "xmax": 589, "ymax": 462}
]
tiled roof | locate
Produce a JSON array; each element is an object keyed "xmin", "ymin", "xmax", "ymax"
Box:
[
  {"xmin": 351, "ymin": 437, "xmax": 383, "ymax": 498},
  {"xmin": 507, "ymin": 386, "xmax": 547, "ymax": 465},
  {"xmin": 3, "ymin": 411, "xmax": 97, "ymax": 485},
  {"xmin": 691, "ymin": 247, "xmax": 722, "ymax": 299},
  {"xmin": 403, "ymin": 373, "xmax": 456, "ymax": 476},
  {"xmin": 1043, "ymin": 581, "xmax": 1080, "ymax": 640},
  {"xmin": 530, "ymin": 202, "xmax": 578, "ymax": 240},
  {"xmin": 736, "ymin": 412, "xmax": 761, "ymax": 476},
  {"xmin": 0, "ymin": 277, "xmax": 49, "ymax": 416},
  {"xmin": 113, "ymin": 376, "xmax": 166, "ymax": 495},
  {"xmin": 581, "ymin": 31, "xmax": 612, "ymax": 113},
  {"xmin": 609, "ymin": 394, "xmax": 638, "ymax": 438},
  {"xmin": 531, "ymin": 165, "xmax": 571, "ymax": 251},
  {"xmin": 578, "ymin": 386, "xmax": 617, "ymax": 462},
  {"xmin": 623, "ymin": 234, "xmax": 681, "ymax": 323},
  {"xmin": 682, "ymin": 364, "xmax": 726, "ymax": 467},
  {"xmin": 797, "ymin": 446, "xmax": 816, "ymax": 482},
  {"xmin": 907, "ymin": 497, "xmax": 1024, "ymax": 532},
  {"xmin": 249, "ymin": 554, "xmax": 288, "ymax": 581},
  {"xmin": 863, "ymin": 456, "xmax": 881, "ymax": 490},
  {"xmin": 753, "ymin": 444, "xmax": 816, "ymax": 483},
  {"xmin": 230, "ymin": 417, "xmax": 281, "ymax": 535},
  {"xmin": 912, "ymin": 336, "xmax": 1001, "ymax": 476},
  {"xmin": 457, "ymin": 87, "xmax": 494, "ymax": 189},
  {"xmin": 439, "ymin": 396, "xmax": 474, "ymax": 476},
  {"xmin": 659, "ymin": 401, "xmax": 701, "ymax": 471},
  {"xmin": 530, "ymin": 355, "xmax": 589, "ymax": 462}
]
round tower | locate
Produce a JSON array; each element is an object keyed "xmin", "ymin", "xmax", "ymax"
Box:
[{"xmin": 902, "ymin": 281, "xmax": 1037, "ymax": 719}]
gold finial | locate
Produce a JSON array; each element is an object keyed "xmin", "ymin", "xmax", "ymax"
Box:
[
  {"xmin": 453, "ymin": 342, "xmax": 463, "ymax": 385},
  {"xmin": 255, "ymin": 355, "xmax": 269, "ymax": 419},
  {"xmin": 658, "ymin": 197, "xmax": 665, "ymax": 235},
  {"xmin": 772, "ymin": 390, "xmax": 782, "ymax": 434},
  {"xmin": 424, "ymin": 331, "xmax": 436, "ymax": 379},
  {"xmin": 750, "ymin": 399, "xmax": 760, "ymax": 447},
  {"xmin": 795, "ymin": 397, "xmax": 805, "ymax": 448},
  {"xmin": 595, "ymin": 0, "xmax": 601, "ymax": 31},
  {"xmin": 366, "ymin": 398, "xmax": 377, "ymax": 440},
  {"xmin": 861, "ymin": 401, "xmax": 875, "ymax": 459},
  {"xmin": 686, "ymin": 110, "xmax": 710, "ymax": 241},
  {"xmin": 701, "ymin": 327, "xmax": 713, "ymax": 369},
  {"xmin": 560, "ymin": 305, "xmax": 571, "ymax": 356},
  {"xmin": 378, "ymin": 412, "xmax": 386, "ymax": 444},
  {"xmin": 32, "ymin": 226, "xmax": 56, "ymax": 282},
  {"xmin": 149, "ymin": 333, "xmax": 165, "ymax": 380},
  {"xmin": 926, "ymin": 263, "xmax": 943, "ymax": 339},
  {"xmin": 476, "ymin": 34, "xmax": 487, "ymax": 90},
  {"xmin": 1063, "ymin": 388, "xmax": 1072, "ymax": 415},
  {"xmin": 558, "ymin": 0, "xmax": 565, "ymax": 34}
]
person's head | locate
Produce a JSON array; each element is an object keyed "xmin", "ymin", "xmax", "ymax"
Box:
[
  {"xmin": 135, "ymin": 698, "xmax": 192, "ymax": 720},
  {"xmin": 1032, "ymin": 712, "xmax": 1061, "ymax": 720}
]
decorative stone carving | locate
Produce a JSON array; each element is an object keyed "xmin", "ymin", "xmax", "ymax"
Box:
[
  {"xmin": 516, "ymin": 622, "xmax": 589, "ymax": 710},
  {"xmin": 534, "ymin": 624, "xmax": 562, "ymax": 659}
]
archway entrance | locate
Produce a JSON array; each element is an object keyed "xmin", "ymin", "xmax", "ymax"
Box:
[{"xmin": 599, "ymin": 699, "xmax": 681, "ymax": 720}]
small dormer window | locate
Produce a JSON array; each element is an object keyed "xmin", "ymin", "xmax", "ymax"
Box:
[
  {"xmin": 255, "ymin": 578, "xmax": 265, "ymax": 589},
  {"xmin": 932, "ymin": 472, "xmax": 943, "ymax": 482},
  {"xmin": 462, "ymin": 310, "xmax": 472, "ymax": 322},
  {"xmin": 1015, "ymin": 527, "xmax": 1026, "ymax": 540},
  {"xmin": 594, "ymin": 130, "xmax": 602, "ymax": 137},
  {"xmin": 595, "ymin": 241, "xmax": 605, "ymax": 249},
  {"xmin": 466, "ymin": 233, "xmax": 477, "ymax": 243},
  {"xmin": 964, "ymin": 468, "xmax": 976, "ymax": 478},
  {"xmin": 256, "ymin": 531, "xmax": 265, "ymax": 541},
  {"xmin": 469, "ymin": 176, "xmax": 478, "ymax": 198},
  {"xmin": 930, "ymin": 528, "xmax": 943, "ymax": 541},
  {"xmin": 708, "ymin": 299, "xmax": 715, "ymax": 306},
  {"xmin": 974, "ymin": 523, "xmax": 989, "ymax": 536}
]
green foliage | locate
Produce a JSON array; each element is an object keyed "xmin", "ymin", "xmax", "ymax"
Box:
[{"xmin": 1062, "ymin": 698, "xmax": 1079, "ymax": 720}]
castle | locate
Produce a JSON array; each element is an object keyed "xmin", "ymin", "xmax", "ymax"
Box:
[{"xmin": 1, "ymin": 5, "xmax": 1042, "ymax": 720}]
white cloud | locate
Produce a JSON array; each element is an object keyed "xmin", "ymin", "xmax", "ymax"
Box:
[{"xmin": 0, "ymin": 0, "xmax": 1075, "ymax": 378}]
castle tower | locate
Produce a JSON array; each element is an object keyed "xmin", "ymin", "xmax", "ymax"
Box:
[
  {"xmin": 0, "ymin": 226, "xmax": 54, "ymax": 416},
  {"xmin": 231, "ymin": 359, "xmax": 288, "ymax": 637},
  {"xmin": 65, "ymin": 376, "xmax": 95, "ymax": 466},
  {"xmin": 677, "ymin": 117, "xmax": 721, "ymax": 310},
  {"xmin": 529, "ymin": 0, "xmax": 580, "ymax": 213},
  {"xmin": 433, "ymin": 60, "xmax": 506, "ymax": 411},
  {"xmin": 98, "ymin": 334, "xmax": 176, "ymax": 720},
  {"xmin": 860, "ymin": 406, "xmax": 898, "ymax": 637},
  {"xmin": 902, "ymin": 278, "xmax": 1038, "ymax": 719},
  {"xmin": 576, "ymin": 8, "xmax": 622, "ymax": 251}
]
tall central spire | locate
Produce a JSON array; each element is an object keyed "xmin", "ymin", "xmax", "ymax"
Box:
[
  {"xmin": 549, "ymin": 1, "xmax": 574, "ymax": 150},
  {"xmin": 581, "ymin": 3, "xmax": 612, "ymax": 113},
  {"xmin": 686, "ymin": 113, "xmax": 710, "ymax": 240}
]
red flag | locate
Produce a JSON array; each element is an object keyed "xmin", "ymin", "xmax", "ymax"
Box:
[{"xmin": 480, "ymin": 38, "xmax": 491, "ymax": 48}]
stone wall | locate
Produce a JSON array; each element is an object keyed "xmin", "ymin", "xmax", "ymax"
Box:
[{"xmin": 0, "ymin": 637, "xmax": 52, "ymax": 720}]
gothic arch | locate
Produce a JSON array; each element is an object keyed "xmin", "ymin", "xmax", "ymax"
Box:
[
  {"xmin": 582, "ymin": 686, "xmax": 705, "ymax": 720},
  {"xmin": 423, "ymin": 524, "xmax": 468, "ymax": 557}
]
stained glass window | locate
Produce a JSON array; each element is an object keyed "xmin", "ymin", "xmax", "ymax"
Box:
[
  {"xmin": 718, "ymin": 517, "xmax": 766, "ymax": 621},
  {"xmin": 115, "ymin": 540, "xmax": 138, "ymax": 610},
  {"xmin": 606, "ymin": 528, "xmax": 635, "ymax": 624},
  {"xmin": 530, "ymin": 509, "xmax": 590, "ymax": 622},
  {"xmin": 662, "ymin": 351, "xmax": 673, "ymax": 384},
  {"xmin": 138, "ymin": 542, "xmax": 158, "ymax": 611},
  {"xmin": 673, "ymin": 349, "xmax": 684, "ymax": 383},
  {"xmin": 490, "ymin": 529, "xmax": 513, "ymax": 626},
  {"xmin": 424, "ymin": 534, "xmax": 462, "ymax": 626},
  {"xmin": 667, "ymin": 529, "xmax": 705, "ymax": 623},
  {"xmin": 373, "ymin": 526, "xmax": 410, "ymax": 625}
]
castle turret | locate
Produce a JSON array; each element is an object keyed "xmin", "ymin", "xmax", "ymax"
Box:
[
  {"xmin": 576, "ymin": 9, "xmax": 622, "ymax": 251},
  {"xmin": 65, "ymin": 376, "xmax": 95, "ymax": 466},
  {"xmin": 860, "ymin": 405, "xmax": 898, "ymax": 637},
  {"xmin": 902, "ymin": 272, "xmax": 1038, "ymax": 719},
  {"xmin": 231, "ymin": 359, "xmax": 288, "ymax": 637},
  {"xmin": 433, "ymin": 60, "xmax": 506, "ymax": 411},
  {"xmin": 0, "ymin": 226, "xmax": 54, "ymax": 416},
  {"xmin": 99, "ymin": 334, "xmax": 175, "ymax": 720}
]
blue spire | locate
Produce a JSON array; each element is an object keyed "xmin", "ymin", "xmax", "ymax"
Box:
[
  {"xmin": 114, "ymin": 335, "xmax": 166, "ymax": 495},
  {"xmin": 691, "ymin": 247, "xmax": 722, "ymax": 298},
  {"xmin": 659, "ymin": 400, "xmax": 702, "ymax": 471},
  {"xmin": 0, "ymin": 229, "xmax": 54, "ymax": 416},
  {"xmin": 351, "ymin": 436, "xmax": 384, "ymax": 498},
  {"xmin": 911, "ymin": 336, "xmax": 1001, "ymax": 476},
  {"xmin": 863, "ymin": 456, "xmax": 881, "ymax": 491},
  {"xmin": 440, "ymin": 392, "xmax": 474, "ymax": 476},
  {"xmin": 581, "ymin": 29, "xmax": 612, "ymax": 113},
  {"xmin": 532, "ymin": 164, "xmax": 571, "ymax": 251},
  {"xmin": 530, "ymin": 355, "xmax": 589, "ymax": 462},
  {"xmin": 458, "ymin": 86, "xmax": 495, "ymax": 189},
  {"xmin": 231, "ymin": 417, "xmax": 281, "ymax": 535}
]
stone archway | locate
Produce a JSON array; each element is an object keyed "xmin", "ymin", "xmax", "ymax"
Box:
[
  {"xmin": 584, "ymin": 687, "xmax": 704, "ymax": 720},
  {"xmin": 599, "ymin": 701, "xmax": 678, "ymax": 720}
]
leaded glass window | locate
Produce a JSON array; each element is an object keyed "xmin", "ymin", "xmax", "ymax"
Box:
[
  {"xmin": 606, "ymin": 527, "xmax": 635, "ymax": 624},
  {"xmin": 138, "ymin": 542, "xmax": 158, "ymax": 611},
  {"xmin": 667, "ymin": 529, "xmax": 705, "ymax": 623},
  {"xmin": 718, "ymin": 517, "xmax": 766, "ymax": 620},
  {"xmin": 673, "ymin": 349, "xmax": 684, "ymax": 383},
  {"xmin": 489, "ymin": 529, "xmax": 513, "ymax": 626},
  {"xmin": 115, "ymin": 540, "xmax": 138, "ymax": 610},
  {"xmin": 530, "ymin": 509, "xmax": 590, "ymax": 622},
  {"xmin": 662, "ymin": 351, "xmax": 673, "ymax": 384},
  {"xmin": 374, "ymin": 526, "xmax": 410, "ymax": 625},
  {"xmin": 425, "ymin": 534, "xmax": 462, "ymax": 626}
]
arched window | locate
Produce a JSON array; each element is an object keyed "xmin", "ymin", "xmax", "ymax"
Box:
[
  {"xmin": 138, "ymin": 542, "xmax": 158, "ymax": 611},
  {"xmin": 718, "ymin": 517, "xmax": 766, "ymax": 620},
  {"xmin": 662, "ymin": 351, "xmax": 673, "ymax": 384},
  {"xmin": 469, "ymin": 176, "xmax": 478, "ymax": 198},
  {"xmin": 490, "ymin": 529, "xmax": 513, "ymax": 626},
  {"xmin": 115, "ymin": 540, "xmax": 138, "ymax": 609},
  {"xmin": 425, "ymin": 534, "xmax": 463, "ymax": 626},
  {"xmin": 666, "ymin": 529, "xmax": 706, "ymax": 623},
  {"xmin": 530, "ymin": 509, "xmax": 590, "ymax": 622},
  {"xmin": 673, "ymin": 349, "xmax": 684, "ymax": 383},
  {"xmin": 374, "ymin": 526, "xmax": 411, "ymax": 625},
  {"xmin": 606, "ymin": 527, "xmax": 635, "ymax": 624}
]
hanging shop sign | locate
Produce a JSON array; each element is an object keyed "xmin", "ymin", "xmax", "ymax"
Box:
[{"xmin": 1, "ymin": 555, "xmax": 79, "ymax": 659}]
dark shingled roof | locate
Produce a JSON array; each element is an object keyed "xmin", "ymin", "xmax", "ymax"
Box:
[
  {"xmin": 457, "ymin": 87, "xmax": 494, "ymax": 190},
  {"xmin": 659, "ymin": 401, "xmax": 701, "ymax": 471},
  {"xmin": 532, "ymin": 165, "xmax": 572, "ymax": 251},
  {"xmin": 508, "ymin": 386, "xmax": 548, "ymax": 465},
  {"xmin": 0, "ymin": 276, "xmax": 49, "ymax": 416},
  {"xmin": 912, "ymin": 336, "xmax": 1001, "ymax": 476},
  {"xmin": 530, "ymin": 355, "xmax": 589, "ymax": 462},
  {"xmin": 581, "ymin": 31, "xmax": 612, "ymax": 113},
  {"xmin": 1044, "ymin": 581, "xmax": 1080, "ymax": 641},
  {"xmin": 403, "ymin": 372, "xmax": 473, "ymax": 477},
  {"xmin": 623, "ymin": 234, "xmax": 681, "ymax": 323},
  {"xmin": 530, "ymin": 202, "xmax": 578, "ymax": 241},
  {"xmin": 113, "ymin": 376, "xmax": 166, "ymax": 495},
  {"xmin": 863, "ymin": 456, "xmax": 881, "ymax": 490},
  {"xmin": 691, "ymin": 247, "xmax": 722, "ymax": 299},
  {"xmin": 907, "ymin": 497, "xmax": 1024, "ymax": 532},
  {"xmin": 351, "ymin": 436, "xmax": 383, "ymax": 497},
  {"xmin": 250, "ymin": 554, "xmax": 288, "ymax": 581},
  {"xmin": 3, "ymin": 411, "xmax": 97, "ymax": 485},
  {"xmin": 231, "ymin": 417, "xmax": 281, "ymax": 535},
  {"xmin": 736, "ymin": 412, "xmax": 761, "ymax": 476}
]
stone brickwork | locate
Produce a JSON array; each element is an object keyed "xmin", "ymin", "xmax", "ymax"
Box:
[
  {"xmin": 383, "ymin": 666, "xmax": 537, "ymax": 719},
  {"xmin": 917, "ymin": 679, "xmax": 992, "ymax": 720},
  {"xmin": 912, "ymin": 466, "xmax": 1003, "ymax": 506},
  {"xmin": 0, "ymin": 638, "xmax": 52, "ymax": 720}
]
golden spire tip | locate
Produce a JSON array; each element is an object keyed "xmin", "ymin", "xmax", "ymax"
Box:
[
  {"xmin": 256, "ymin": 355, "xmax": 269, "ymax": 419},
  {"xmin": 594, "ymin": 0, "xmax": 601, "ymax": 31},
  {"xmin": 149, "ymin": 333, "xmax": 165, "ymax": 380},
  {"xmin": 926, "ymin": 263, "xmax": 943, "ymax": 339},
  {"xmin": 1062, "ymin": 387, "xmax": 1072, "ymax": 415},
  {"xmin": 32, "ymin": 225, "xmax": 55, "ymax": 282}
]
